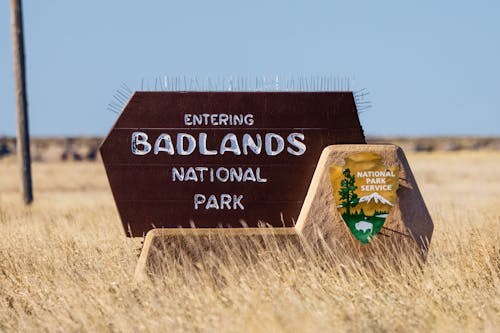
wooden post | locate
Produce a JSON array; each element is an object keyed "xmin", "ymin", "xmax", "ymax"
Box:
[{"xmin": 10, "ymin": 0, "xmax": 33, "ymax": 204}]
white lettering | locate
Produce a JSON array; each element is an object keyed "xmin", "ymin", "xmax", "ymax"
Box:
[
  {"xmin": 216, "ymin": 167, "xmax": 230, "ymax": 182},
  {"xmin": 210, "ymin": 114, "xmax": 218, "ymax": 125},
  {"xmin": 185, "ymin": 168, "xmax": 198, "ymax": 181},
  {"xmin": 219, "ymin": 114, "xmax": 229, "ymax": 125},
  {"xmin": 366, "ymin": 177, "xmax": 386, "ymax": 184},
  {"xmin": 172, "ymin": 167, "xmax": 184, "ymax": 181},
  {"xmin": 220, "ymin": 194, "xmax": 232, "ymax": 209},
  {"xmin": 220, "ymin": 133, "xmax": 241, "ymax": 155},
  {"xmin": 172, "ymin": 167, "xmax": 267, "ymax": 183},
  {"xmin": 206, "ymin": 195, "xmax": 220, "ymax": 209},
  {"xmin": 183, "ymin": 113, "xmax": 254, "ymax": 126},
  {"xmin": 199, "ymin": 133, "xmax": 217, "ymax": 155},
  {"xmin": 195, "ymin": 167, "xmax": 208, "ymax": 182},
  {"xmin": 244, "ymin": 114, "xmax": 254, "ymax": 126},
  {"xmin": 194, "ymin": 194, "xmax": 206, "ymax": 209},
  {"xmin": 242, "ymin": 134, "xmax": 262, "ymax": 155},
  {"xmin": 177, "ymin": 133, "xmax": 196, "ymax": 155},
  {"xmin": 233, "ymin": 195, "xmax": 244, "ymax": 210},
  {"xmin": 265, "ymin": 133, "xmax": 285, "ymax": 156},
  {"xmin": 233, "ymin": 114, "xmax": 243, "ymax": 125},
  {"xmin": 255, "ymin": 167, "xmax": 267, "ymax": 182},
  {"xmin": 229, "ymin": 167, "xmax": 243, "ymax": 182},
  {"xmin": 242, "ymin": 168, "xmax": 256, "ymax": 182},
  {"xmin": 193, "ymin": 193, "xmax": 245, "ymax": 210},
  {"xmin": 357, "ymin": 171, "xmax": 396, "ymax": 178},
  {"xmin": 193, "ymin": 114, "xmax": 203, "ymax": 126},
  {"xmin": 361, "ymin": 184, "xmax": 393, "ymax": 191},
  {"xmin": 131, "ymin": 130, "xmax": 308, "ymax": 157},
  {"xmin": 131, "ymin": 132, "xmax": 152, "ymax": 155},
  {"xmin": 286, "ymin": 133, "xmax": 306, "ymax": 156},
  {"xmin": 154, "ymin": 133, "xmax": 175, "ymax": 155}
]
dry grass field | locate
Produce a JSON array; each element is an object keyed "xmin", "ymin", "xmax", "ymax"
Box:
[{"xmin": 0, "ymin": 151, "xmax": 499, "ymax": 332}]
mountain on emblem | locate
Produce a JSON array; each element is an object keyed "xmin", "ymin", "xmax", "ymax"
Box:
[{"xmin": 359, "ymin": 192, "xmax": 393, "ymax": 206}]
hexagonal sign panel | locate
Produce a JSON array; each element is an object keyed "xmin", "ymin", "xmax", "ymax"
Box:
[{"xmin": 100, "ymin": 91, "xmax": 365, "ymax": 236}]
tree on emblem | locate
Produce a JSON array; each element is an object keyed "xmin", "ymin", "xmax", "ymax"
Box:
[{"xmin": 339, "ymin": 168, "xmax": 359, "ymax": 216}]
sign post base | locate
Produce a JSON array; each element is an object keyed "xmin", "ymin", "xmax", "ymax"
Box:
[
  {"xmin": 134, "ymin": 227, "xmax": 301, "ymax": 281},
  {"xmin": 296, "ymin": 144, "xmax": 433, "ymax": 255}
]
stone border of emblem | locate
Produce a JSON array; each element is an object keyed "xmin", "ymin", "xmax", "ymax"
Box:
[{"xmin": 295, "ymin": 144, "xmax": 433, "ymax": 254}]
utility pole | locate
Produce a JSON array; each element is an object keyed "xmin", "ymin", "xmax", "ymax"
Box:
[{"xmin": 10, "ymin": 0, "xmax": 33, "ymax": 204}]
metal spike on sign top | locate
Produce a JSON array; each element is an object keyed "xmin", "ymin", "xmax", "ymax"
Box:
[{"xmin": 107, "ymin": 76, "xmax": 372, "ymax": 116}]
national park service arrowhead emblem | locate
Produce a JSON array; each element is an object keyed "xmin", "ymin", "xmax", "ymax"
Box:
[{"xmin": 330, "ymin": 152, "xmax": 399, "ymax": 243}]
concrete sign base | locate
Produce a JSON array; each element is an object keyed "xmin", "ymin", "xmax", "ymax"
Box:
[
  {"xmin": 134, "ymin": 228, "xmax": 302, "ymax": 281},
  {"xmin": 295, "ymin": 145, "xmax": 433, "ymax": 254}
]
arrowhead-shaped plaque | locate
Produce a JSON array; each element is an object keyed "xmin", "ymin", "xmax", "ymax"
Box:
[{"xmin": 330, "ymin": 152, "xmax": 399, "ymax": 243}]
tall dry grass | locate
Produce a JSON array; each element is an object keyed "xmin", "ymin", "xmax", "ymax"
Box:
[{"xmin": 0, "ymin": 152, "xmax": 498, "ymax": 332}]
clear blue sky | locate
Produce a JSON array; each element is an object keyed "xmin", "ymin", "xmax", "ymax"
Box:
[{"xmin": 1, "ymin": 0, "xmax": 499, "ymax": 137}]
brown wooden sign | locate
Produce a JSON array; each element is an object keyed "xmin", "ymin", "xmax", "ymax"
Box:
[{"xmin": 100, "ymin": 92, "xmax": 365, "ymax": 236}]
